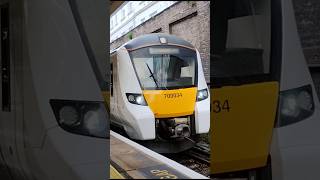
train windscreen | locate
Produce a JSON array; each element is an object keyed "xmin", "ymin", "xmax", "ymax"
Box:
[
  {"xmin": 212, "ymin": 0, "xmax": 271, "ymax": 81},
  {"xmin": 130, "ymin": 46, "xmax": 197, "ymax": 90}
]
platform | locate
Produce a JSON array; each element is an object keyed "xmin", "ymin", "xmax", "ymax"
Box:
[{"xmin": 110, "ymin": 131, "xmax": 208, "ymax": 179}]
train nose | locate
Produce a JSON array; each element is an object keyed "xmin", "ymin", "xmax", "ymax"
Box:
[
  {"xmin": 143, "ymin": 87, "xmax": 197, "ymax": 118},
  {"xmin": 157, "ymin": 117, "xmax": 192, "ymax": 139}
]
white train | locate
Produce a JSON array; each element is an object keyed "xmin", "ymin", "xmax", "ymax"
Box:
[
  {"xmin": 110, "ymin": 33, "xmax": 210, "ymax": 152},
  {"xmin": 0, "ymin": 0, "xmax": 108, "ymax": 179}
]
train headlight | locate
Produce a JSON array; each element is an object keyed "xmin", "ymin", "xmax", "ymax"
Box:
[
  {"xmin": 50, "ymin": 100, "xmax": 109, "ymax": 138},
  {"xmin": 59, "ymin": 106, "xmax": 80, "ymax": 127},
  {"xmin": 83, "ymin": 108, "xmax": 108, "ymax": 137},
  {"xmin": 197, "ymin": 89, "xmax": 208, "ymax": 101},
  {"xmin": 278, "ymin": 85, "xmax": 314, "ymax": 127},
  {"xmin": 126, "ymin": 93, "xmax": 147, "ymax": 106}
]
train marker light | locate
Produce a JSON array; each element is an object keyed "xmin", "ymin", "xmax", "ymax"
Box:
[
  {"xmin": 83, "ymin": 108, "xmax": 108, "ymax": 137},
  {"xmin": 59, "ymin": 106, "xmax": 80, "ymax": 126},
  {"xmin": 126, "ymin": 93, "xmax": 148, "ymax": 106},
  {"xmin": 279, "ymin": 85, "xmax": 314, "ymax": 127},
  {"xmin": 197, "ymin": 89, "xmax": 208, "ymax": 101},
  {"xmin": 128, "ymin": 94, "xmax": 135, "ymax": 102},
  {"xmin": 136, "ymin": 96, "xmax": 145, "ymax": 105},
  {"xmin": 50, "ymin": 100, "xmax": 109, "ymax": 138}
]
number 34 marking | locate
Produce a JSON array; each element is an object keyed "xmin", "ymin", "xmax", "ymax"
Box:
[{"xmin": 212, "ymin": 100, "xmax": 230, "ymax": 113}]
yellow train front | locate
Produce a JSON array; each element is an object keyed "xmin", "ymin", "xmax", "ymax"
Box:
[{"xmin": 110, "ymin": 33, "xmax": 210, "ymax": 152}]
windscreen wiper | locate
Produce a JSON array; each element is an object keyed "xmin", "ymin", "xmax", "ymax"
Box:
[{"xmin": 146, "ymin": 63, "xmax": 159, "ymax": 88}]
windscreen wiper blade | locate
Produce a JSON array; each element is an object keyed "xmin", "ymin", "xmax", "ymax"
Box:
[{"xmin": 146, "ymin": 63, "xmax": 159, "ymax": 88}]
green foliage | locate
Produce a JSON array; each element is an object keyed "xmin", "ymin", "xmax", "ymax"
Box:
[{"xmin": 128, "ymin": 32, "xmax": 133, "ymax": 40}]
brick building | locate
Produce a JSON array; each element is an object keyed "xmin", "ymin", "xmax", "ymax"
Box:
[{"xmin": 293, "ymin": 0, "xmax": 320, "ymax": 64}]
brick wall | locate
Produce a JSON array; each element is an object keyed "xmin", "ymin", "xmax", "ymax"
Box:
[
  {"xmin": 293, "ymin": 0, "xmax": 320, "ymax": 65},
  {"xmin": 293, "ymin": 0, "xmax": 320, "ymax": 98},
  {"xmin": 110, "ymin": 1, "xmax": 211, "ymax": 82}
]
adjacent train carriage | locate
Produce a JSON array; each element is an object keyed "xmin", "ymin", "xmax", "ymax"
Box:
[
  {"xmin": 211, "ymin": 0, "xmax": 320, "ymax": 179},
  {"xmin": 0, "ymin": 0, "xmax": 109, "ymax": 179}
]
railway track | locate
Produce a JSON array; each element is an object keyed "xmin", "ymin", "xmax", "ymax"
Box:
[
  {"xmin": 189, "ymin": 142, "xmax": 210, "ymax": 163},
  {"xmin": 163, "ymin": 142, "xmax": 211, "ymax": 177}
]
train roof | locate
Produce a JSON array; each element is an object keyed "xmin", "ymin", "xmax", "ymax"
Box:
[
  {"xmin": 125, "ymin": 33, "xmax": 194, "ymax": 50},
  {"xmin": 110, "ymin": 33, "xmax": 195, "ymax": 53}
]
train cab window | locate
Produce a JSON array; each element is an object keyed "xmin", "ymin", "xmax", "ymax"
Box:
[
  {"xmin": 212, "ymin": 0, "xmax": 271, "ymax": 81},
  {"xmin": 130, "ymin": 46, "xmax": 197, "ymax": 90},
  {"xmin": 1, "ymin": 5, "xmax": 10, "ymax": 112}
]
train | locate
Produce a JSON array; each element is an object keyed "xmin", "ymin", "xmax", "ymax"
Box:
[
  {"xmin": 211, "ymin": 0, "xmax": 320, "ymax": 179},
  {"xmin": 0, "ymin": 0, "xmax": 109, "ymax": 179},
  {"xmin": 110, "ymin": 33, "xmax": 210, "ymax": 153}
]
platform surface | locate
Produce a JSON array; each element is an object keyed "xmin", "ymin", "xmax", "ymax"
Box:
[{"xmin": 110, "ymin": 131, "xmax": 208, "ymax": 179}]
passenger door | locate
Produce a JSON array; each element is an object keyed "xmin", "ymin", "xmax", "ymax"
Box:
[{"xmin": 0, "ymin": 3, "xmax": 23, "ymax": 178}]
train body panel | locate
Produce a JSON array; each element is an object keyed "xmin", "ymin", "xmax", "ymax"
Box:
[
  {"xmin": 195, "ymin": 96, "xmax": 210, "ymax": 134},
  {"xmin": 0, "ymin": 0, "xmax": 109, "ymax": 179},
  {"xmin": 143, "ymin": 87, "xmax": 197, "ymax": 118},
  {"xmin": 111, "ymin": 47, "xmax": 156, "ymax": 140},
  {"xmin": 211, "ymin": 82, "xmax": 279, "ymax": 173},
  {"xmin": 195, "ymin": 50, "xmax": 209, "ymax": 90},
  {"xmin": 195, "ymin": 50, "xmax": 210, "ymax": 134},
  {"xmin": 270, "ymin": 1, "xmax": 320, "ymax": 179}
]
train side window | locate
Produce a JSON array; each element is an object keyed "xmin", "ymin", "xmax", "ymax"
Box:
[{"xmin": 1, "ymin": 5, "xmax": 10, "ymax": 112}]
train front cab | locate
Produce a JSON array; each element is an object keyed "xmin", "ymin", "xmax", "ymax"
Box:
[
  {"xmin": 211, "ymin": 0, "xmax": 320, "ymax": 179},
  {"xmin": 110, "ymin": 34, "xmax": 210, "ymax": 147}
]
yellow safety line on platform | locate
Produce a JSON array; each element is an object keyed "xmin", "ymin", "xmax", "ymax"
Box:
[{"xmin": 110, "ymin": 165, "xmax": 124, "ymax": 179}]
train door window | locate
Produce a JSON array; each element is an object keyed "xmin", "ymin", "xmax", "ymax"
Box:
[
  {"xmin": 212, "ymin": 0, "xmax": 272, "ymax": 85},
  {"xmin": 1, "ymin": 5, "xmax": 10, "ymax": 112}
]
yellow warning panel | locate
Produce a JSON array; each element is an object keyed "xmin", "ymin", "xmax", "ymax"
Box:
[
  {"xmin": 210, "ymin": 82, "xmax": 279, "ymax": 174},
  {"xmin": 102, "ymin": 91, "xmax": 110, "ymax": 107},
  {"xmin": 143, "ymin": 87, "xmax": 197, "ymax": 118},
  {"xmin": 110, "ymin": 165, "xmax": 124, "ymax": 179}
]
